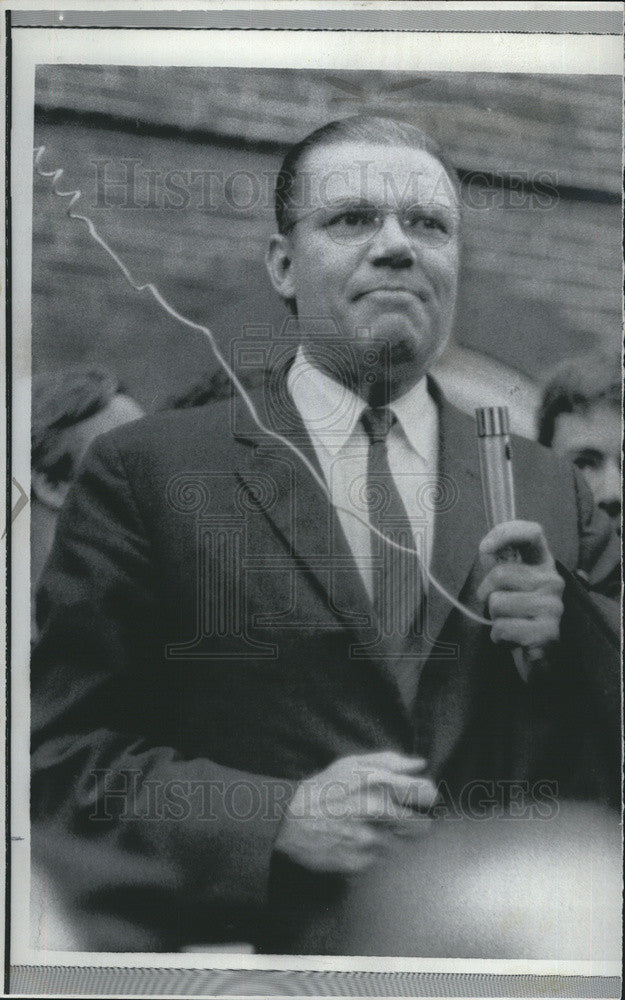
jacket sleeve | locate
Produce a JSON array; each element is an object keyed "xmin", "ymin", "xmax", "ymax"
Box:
[
  {"xmin": 31, "ymin": 434, "xmax": 297, "ymax": 952},
  {"xmin": 550, "ymin": 468, "xmax": 621, "ymax": 767}
]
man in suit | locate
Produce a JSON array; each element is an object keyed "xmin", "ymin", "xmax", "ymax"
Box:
[{"xmin": 31, "ymin": 115, "xmax": 620, "ymax": 954}]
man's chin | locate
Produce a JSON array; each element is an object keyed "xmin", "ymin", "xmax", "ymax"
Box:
[
  {"xmin": 371, "ymin": 321, "xmax": 441, "ymax": 372},
  {"xmin": 365, "ymin": 310, "xmax": 425, "ymax": 341},
  {"xmin": 352, "ymin": 343, "xmax": 435, "ymax": 405}
]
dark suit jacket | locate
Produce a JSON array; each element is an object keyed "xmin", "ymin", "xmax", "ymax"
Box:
[{"xmin": 31, "ymin": 377, "xmax": 620, "ymax": 951}]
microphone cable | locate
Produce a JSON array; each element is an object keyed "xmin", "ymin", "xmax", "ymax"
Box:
[{"xmin": 33, "ymin": 145, "xmax": 491, "ymax": 628}]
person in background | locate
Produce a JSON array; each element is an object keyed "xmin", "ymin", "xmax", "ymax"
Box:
[
  {"xmin": 30, "ymin": 366, "xmax": 145, "ymax": 946},
  {"xmin": 537, "ymin": 351, "xmax": 621, "ymax": 535},
  {"xmin": 31, "ymin": 367, "xmax": 144, "ymax": 632}
]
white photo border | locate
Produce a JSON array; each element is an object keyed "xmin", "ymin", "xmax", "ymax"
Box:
[{"xmin": 5, "ymin": 3, "xmax": 624, "ymax": 995}]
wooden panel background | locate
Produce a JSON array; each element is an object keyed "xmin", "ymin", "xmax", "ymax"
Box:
[{"xmin": 31, "ymin": 67, "xmax": 622, "ymax": 414}]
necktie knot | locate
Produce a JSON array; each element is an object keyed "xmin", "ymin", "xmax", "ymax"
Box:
[{"xmin": 361, "ymin": 406, "xmax": 395, "ymax": 444}]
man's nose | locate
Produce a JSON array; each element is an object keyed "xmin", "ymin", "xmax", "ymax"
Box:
[
  {"xmin": 594, "ymin": 459, "xmax": 621, "ymax": 518},
  {"xmin": 368, "ymin": 213, "xmax": 415, "ymax": 267}
]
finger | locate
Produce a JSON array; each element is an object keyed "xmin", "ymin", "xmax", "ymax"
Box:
[
  {"xmin": 369, "ymin": 808, "xmax": 433, "ymax": 839},
  {"xmin": 346, "ymin": 750, "xmax": 427, "ymax": 770},
  {"xmin": 366, "ymin": 774, "xmax": 439, "ymax": 811},
  {"xmin": 350, "ymin": 753, "xmax": 428, "ymax": 782},
  {"xmin": 366, "ymin": 751, "xmax": 429, "ymax": 774},
  {"xmin": 349, "ymin": 786, "xmax": 393, "ymax": 822},
  {"xmin": 330, "ymin": 753, "xmax": 427, "ymax": 795},
  {"xmin": 477, "ymin": 564, "xmax": 564, "ymax": 603},
  {"xmin": 353, "ymin": 778, "xmax": 438, "ymax": 818},
  {"xmin": 490, "ymin": 617, "xmax": 561, "ymax": 646},
  {"xmin": 331, "ymin": 828, "xmax": 387, "ymax": 873},
  {"xmin": 479, "ymin": 520, "xmax": 548, "ymax": 558},
  {"xmin": 488, "ymin": 591, "xmax": 564, "ymax": 620},
  {"xmin": 349, "ymin": 765, "xmax": 416, "ymax": 796},
  {"xmin": 328, "ymin": 792, "xmax": 435, "ymax": 872},
  {"xmin": 328, "ymin": 820, "xmax": 383, "ymax": 853},
  {"xmin": 391, "ymin": 777, "xmax": 439, "ymax": 812}
]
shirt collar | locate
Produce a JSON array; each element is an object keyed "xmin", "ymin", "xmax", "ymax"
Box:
[
  {"xmin": 288, "ymin": 346, "xmax": 365, "ymax": 456},
  {"xmin": 288, "ymin": 346, "xmax": 436, "ymax": 461},
  {"xmin": 392, "ymin": 373, "xmax": 437, "ymax": 462}
]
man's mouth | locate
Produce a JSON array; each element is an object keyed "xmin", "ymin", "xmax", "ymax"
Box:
[{"xmin": 354, "ymin": 287, "xmax": 428, "ymax": 302}]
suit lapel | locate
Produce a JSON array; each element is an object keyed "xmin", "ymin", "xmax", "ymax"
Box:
[
  {"xmin": 232, "ymin": 372, "xmax": 488, "ymax": 716},
  {"xmin": 422, "ymin": 380, "xmax": 488, "ymax": 660},
  {"xmin": 233, "ymin": 376, "xmax": 373, "ymax": 633}
]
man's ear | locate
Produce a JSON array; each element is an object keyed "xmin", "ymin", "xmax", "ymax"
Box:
[
  {"xmin": 31, "ymin": 470, "xmax": 70, "ymax": 511},
  {"xmin": 265, "ymin": 233, "xmax": 297, "ymax": 301}
]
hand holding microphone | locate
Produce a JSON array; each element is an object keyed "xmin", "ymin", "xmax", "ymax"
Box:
[{"xmin": 475, "ymin": 408, "xmax": 564, "ymax": 682}]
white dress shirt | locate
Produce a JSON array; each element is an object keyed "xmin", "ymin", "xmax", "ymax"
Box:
[{"xmin": 288, "ymin": 347, "xmax": 438, "ymax": 601}]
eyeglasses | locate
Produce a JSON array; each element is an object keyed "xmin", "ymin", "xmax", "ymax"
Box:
[{"xmin": 285, "ymin": 200, "xmax": 458, "ymax": 247}]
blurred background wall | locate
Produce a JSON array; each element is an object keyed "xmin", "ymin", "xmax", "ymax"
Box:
[{"xmin": 32, "ymin": 67, "xmax": 622, "ymax": 434}]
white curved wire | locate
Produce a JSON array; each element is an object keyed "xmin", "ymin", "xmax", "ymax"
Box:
[{"xmin": 33, "ymin": 145, "xmax": 490, "ymax": 627}]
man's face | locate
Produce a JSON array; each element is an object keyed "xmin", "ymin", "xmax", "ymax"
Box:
[
  {"xmin": 270, "ymin": 141, "xmax": 460, "ymax": 401},
  {"xmin": 551, "ymin": 402, "xmax": 621, "ymax": 531}
]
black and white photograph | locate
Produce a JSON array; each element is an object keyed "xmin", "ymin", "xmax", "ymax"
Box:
[{"xmin": 4, "ymin": 5, "xmax": 623, "ymax": 997}]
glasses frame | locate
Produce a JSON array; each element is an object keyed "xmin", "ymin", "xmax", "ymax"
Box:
[{"xmin": 283, "ymin": 199, "xmax": 459, "ymax": 247}]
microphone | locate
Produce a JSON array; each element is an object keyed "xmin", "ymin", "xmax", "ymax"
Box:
[
  {"xmin": 475, "ymin": 406, "xmax": 543, "ymax": 682},
  {"xmin": 476, "ymin": 406, "xmax": 517, "ymax": 534}
]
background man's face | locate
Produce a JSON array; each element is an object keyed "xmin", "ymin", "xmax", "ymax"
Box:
[
  {"xmin": 551, "ymin": 402, "xmax": 621, "ymax": 531},
  {"xmin": 285, "ymin": 141, "xmax": 460, "ymax": 399}
]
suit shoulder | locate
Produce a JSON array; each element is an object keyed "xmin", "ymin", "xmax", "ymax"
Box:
[
  {"xmin": 441, "ymin": 393, "xmax": 577, "ymax": 493},
  {"xmin": 98, "ymin": 400, "xmax": 235, "ymax": 464},
  {"xmin": 511, "ymin": 432, "xmax": 577, "ymax": 486}
]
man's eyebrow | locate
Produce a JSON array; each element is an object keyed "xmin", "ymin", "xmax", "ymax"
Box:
[
  {"xmin": 321, "ymin": 196, "xmax": 376, "ymax": 210},
  {"xmin": 320, "ymin": 197, "xmax": 457, "ymax": 211},
  {"xmin": 569, "ymin": 447, "xmax": 605, "ymax": 461}
]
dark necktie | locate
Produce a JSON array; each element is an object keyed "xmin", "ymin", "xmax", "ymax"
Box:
[{"xmin": 361, "ymin": 407, "xmax": 424, "ymax": 688}]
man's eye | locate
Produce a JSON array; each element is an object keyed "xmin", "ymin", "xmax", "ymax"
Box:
[
  {"xmin": 405, "ymin": 212, "xmax": 448, "ymax": 234},
  {"xmin": 573, "ymin": 454, "xmax": 600, "ymax": 470},
  {"xmin": 328, "ymin": 209, "xmax": 375, "ymax": 228}
]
